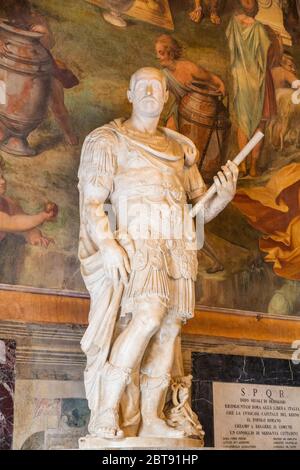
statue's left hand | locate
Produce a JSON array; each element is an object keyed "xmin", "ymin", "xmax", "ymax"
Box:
[
  {"xmin": 213, "ymin": 160, "xmax": 239, "ymax": 203},
  {"xmin": 101, "ymin": 239, "xmax": 131, "ymax": 286}
]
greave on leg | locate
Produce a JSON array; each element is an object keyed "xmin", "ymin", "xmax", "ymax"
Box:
[
  {"xmin": 139, "ymin": 372, "xmax": 185, "ymax": 438},
  {"xmin": 88, "ymin": 361, "xmax": 132, "ymax": 439},
  {"xmin": 140, "ymin": 372, "xmax": 170, "ymax": 424}
]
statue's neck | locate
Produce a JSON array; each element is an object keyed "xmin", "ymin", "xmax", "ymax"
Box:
[{"xmin": 125, "ymin": 112, "xmax": 160, "ymax": 136}]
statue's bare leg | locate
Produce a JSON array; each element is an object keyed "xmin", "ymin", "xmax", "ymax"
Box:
[
  {"xmin": 110, "ymin": 300, "xmax": 167, "ymax": 368},
  {"xmin": 138, "ymin": 314, "xmax": 185, "ymax": 438},
  {"xmin": 91, "ymin": 300, "xmax": 168, "ymax": 438}
]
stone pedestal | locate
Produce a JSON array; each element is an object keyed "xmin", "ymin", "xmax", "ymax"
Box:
[
  {"xmin": 78, "ymin": 435, "xmax": 203, "ymax": 450},
  {"xmin": 256, "ymin": 0, "xmax": 292, "ymax": 46}
]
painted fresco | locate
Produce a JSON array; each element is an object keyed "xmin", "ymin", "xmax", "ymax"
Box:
[{"xmin": 0, "ymin": 0, "xmax": 300, "ymax": 317}]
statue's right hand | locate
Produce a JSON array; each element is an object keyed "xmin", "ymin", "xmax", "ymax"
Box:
[{"xmin": 101, "ymin": 239, "xmax": 131, "ymax": 286}]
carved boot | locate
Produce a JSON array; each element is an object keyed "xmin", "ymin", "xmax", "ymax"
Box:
[
  {"xmin": 88, "ymin": 361, "xmax": 132, "ymax": 439},
  {"xmin": 138, "ymin": 372, "xmax": 185, "ymax": 438}
]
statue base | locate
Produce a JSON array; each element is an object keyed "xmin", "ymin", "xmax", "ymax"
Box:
[{"xmin": 79, "ymin": 435, "xmax": 204, "ymax": 450}]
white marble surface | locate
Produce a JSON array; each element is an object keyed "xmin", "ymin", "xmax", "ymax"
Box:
[
  {"xmin": 79, "ymin": 435, "xmax": 204, "ymax": 450},
  {"xmin": 78, "ymin": 66, "xmax": 238, "ymax": 440},
  {"xmin": 0, "ymin": 339, "xmax": 5, "ymax": 363}
]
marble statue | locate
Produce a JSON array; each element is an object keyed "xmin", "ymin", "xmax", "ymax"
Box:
[{"xmin": 78, "ymin": 67, "xmax": 238, "ymax": 444}]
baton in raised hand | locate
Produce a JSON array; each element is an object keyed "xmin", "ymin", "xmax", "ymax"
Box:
[{"xmin": 190, "ymin": 131, "xmax": 264, "ymax": 218}]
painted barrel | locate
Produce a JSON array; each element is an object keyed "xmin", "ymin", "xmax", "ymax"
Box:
[
  {"xmin": 0, "ymin": 21, "xmax": 52, "ymax": 156},
  {"xmin": 178, "ymin": 82, "xmax": 231, "ymax": 183}
]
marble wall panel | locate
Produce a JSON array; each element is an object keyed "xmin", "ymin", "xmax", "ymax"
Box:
[
  {"xmin": 0, "ymin": 339, "xmax": 16, "ymax": 450},
  {"xmin": 192, "ymin": 353, "xmax": 300, "ymax": 447}
]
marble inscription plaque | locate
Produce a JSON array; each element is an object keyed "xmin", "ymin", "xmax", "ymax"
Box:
[
  {"xmin": 192, "ymin": 353, "xmax": 300, "ymax": 447},
  {"xmin": 213, "ymin": 382, "xmax": 300, "ymax": 449}
]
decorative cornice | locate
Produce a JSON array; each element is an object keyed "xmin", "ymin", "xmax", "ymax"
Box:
[
  {"xmin": 1, "ymin": 288, "xmax": 300, "ymax": 345},
  {"xmin": 0, "ymin": 320, "xmax": 293, "ymax": 374}
]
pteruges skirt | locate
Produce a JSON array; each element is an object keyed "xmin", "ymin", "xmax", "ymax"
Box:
[{"xmin": 121, "ymin": 239, "xmax": 198, "ymax": 322}]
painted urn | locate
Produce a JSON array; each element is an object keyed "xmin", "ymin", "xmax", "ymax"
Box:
[{"xmin": 0, "ymin": 21, "xmax": 52, "ymax": 156}]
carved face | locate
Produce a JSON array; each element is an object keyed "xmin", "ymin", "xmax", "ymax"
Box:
[{"xmin": 128, "ymin": 70, "xmax": 168, "ymax": 118}]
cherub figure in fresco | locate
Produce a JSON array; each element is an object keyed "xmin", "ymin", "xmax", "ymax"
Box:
[
  {"xmin": 0, "ymin": 159, "xmax": 56, "ymax": 248},
  {"xmin": 226, "ymin": 0, "xmax": 281, "ymax": 177},
  {"xmin": 189, "ymin": 0, "xmax": 222, "ymax": 25},
  {"xmin": 0, "ymin": 0, "xmax": 79, "ymax": 146}
]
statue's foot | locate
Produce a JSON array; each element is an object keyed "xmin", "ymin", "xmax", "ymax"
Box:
[
  {"xmin": 139, "ymin": 418, "xmax": 185, "ymax": 438},
  {"xmin": 93, "ymin": 426, "xmax": 124, "ymax": 440},
  {"xmin": 89, "ymin": 408, "xmax": 124, "ymax": 440}
]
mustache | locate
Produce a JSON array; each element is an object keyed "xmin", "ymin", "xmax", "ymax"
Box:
[{"xmin": 139, "ymin": 95, "xmax": 159, "ymax": 103}]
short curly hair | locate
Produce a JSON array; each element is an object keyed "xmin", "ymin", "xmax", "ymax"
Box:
[{"xmin": 155, "ymin": 34, "xmax": 183, "ymax": 60}]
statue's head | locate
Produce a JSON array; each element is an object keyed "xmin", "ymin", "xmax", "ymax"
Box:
[{"xmin": 127, "ymin": 67, "xmax": 169, "ymax": 119}]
